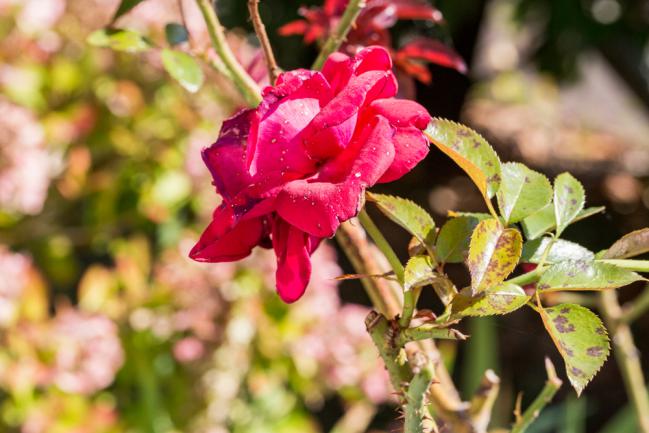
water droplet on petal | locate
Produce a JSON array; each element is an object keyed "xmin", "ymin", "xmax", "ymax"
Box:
[{"xmin": 354, "ymin": 172, "xmax": 361, "ymax": 178}]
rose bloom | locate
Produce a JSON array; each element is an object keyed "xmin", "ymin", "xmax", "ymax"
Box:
[{"xmin": 190, "ymin": 46, "xmax": 430, "ymax": 302}]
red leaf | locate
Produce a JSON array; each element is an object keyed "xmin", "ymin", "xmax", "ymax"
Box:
[
  {"xmin": 278, "ymin": 19, "xmax": 309, "ymax": 36},
  {"xmin": 398, "ymin": 38, "xmax": 467, "ymax": 73}
]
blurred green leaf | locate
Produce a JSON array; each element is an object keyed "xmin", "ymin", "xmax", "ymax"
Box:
[
  {"xmin": 554, "ymin": 173, "xmax": 585, "ymax": 236},
  {"xmin": 165, "ymin": 23, "xmax": 190, "ymax": 46},
  {"xmin": 112, "ymin": 0, "xmax": 147, "ymax": 23},
  {"xmin": 467, "ymin": 218, "xmax": 522, "ymax": 293},
  {"xmin": 367, "ymin": 192, "xmax": 436, "ymax": 248},
  {"xmin": 496, "ymin": 162, "xmax": 552, "ymax": 224},
  {"xmin": 436, "ymin": 214, "xmax": 489, "ymax": 263},
  {"xmin": 452, "ymin": 283, "xmax": 529, "ymax": 317},
  {"xmin": 87, "ymin": 28, "xmax": 152, "ymax": 53},
  {"xmin": 537, "ymin": 260, "xmax": 644, "ymax": 292},
  {"xmin": 521, "ymin": 238, "xmax": 594, "ymax": 264},
  {"xmin": 539, "ymin": 303, "xmax": 609, "ymax": 395},
  {"xmin": 424, "ymin": 118, "xmax": 501, "ymax": 215},
  {"xmin": 161, "ymin": 49, "xmax": 204, "ymax": 93}
]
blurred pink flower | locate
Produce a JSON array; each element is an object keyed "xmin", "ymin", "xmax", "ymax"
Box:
[
  {"xmin": 50, "ymin": 309, "xmax": 124, "ymax": 395},
  {"xmin": 16, "ymin": 0, "xmax": 66, "ymax": 34},
  {"xmin": 0, "ymin": 246, "xmax": 30, "ymax": 326},
  {"xmin": 0, "ymin": 98, "xmax": 55, "ymax": 215},
  {"xmin": 173, "ymin": 336, "xmax": 205, "ymax": 363}
]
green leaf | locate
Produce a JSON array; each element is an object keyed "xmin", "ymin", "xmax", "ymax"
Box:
[
  {"xmin": 111, "ymin": 0, "xmax": 147, "ymax": 23},
  {"xmin": 436, "ymin": 214, "xmax": 489, "ymax": 263},
  {"xmin": 467, "ymin": 219, "xmax": 522, "ymax": 293},
  {"xmin": 367, "ymin": 193, "xmax": 435, "ymax": 247},
  {"xmin": 521, "ymin": 238, "xmax": 594, "ymax": 264},
  {"xmin": 165, "ymin": 23, "xmax": 189, "ymax": 46},
  {"xmin": 404, "ymin": 255, "xmax": 435, "ymax": 291},
  {"xmin": 522, "ymin": 205, "xmax": 605, "ymax": 240},
  {"xmin": 161, "ymin": 49, "xmax": 204, "ymax": 93},
  {"xmin": 451, "ymin": 283, "xmax": 529, "ymax": 317},
  {"xmin": 424, "ymin": 119, "xmax": 501, "ymax": 215},
  {"xmin": 554, "ymin": 173, "xmax": 585, "ymax": 236},
  {"xmin": 603, "ymin": 228, "xmax": 649, "ymax": 259},
  {"xmin": 537, "ymin": 260, "xmax": 644, "ymax": 292},
  {"xmin": 539, "ymin": 303, "xmax": 610, "ymax": 395},
  {"xmin": 87, "ymin": 28, "xmax": 152, "ymax": 53},
  {"xmin": 496, "ymin": 162, "xmax": 552, "ymax": 224}
]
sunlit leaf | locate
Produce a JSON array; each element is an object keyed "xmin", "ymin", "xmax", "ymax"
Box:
[
  {"xmin": 436, "ymin": 214, "xmax": 489, "ymax": 263},
  {"xmin": 404, "ymin": 255, "xmax": 435, "ymax": 291},
  {"xmin": 554, "ymin": 173, "xmax": 585, "ymax": 236},
  {"xmin": 522, "ymin": 205, "xmax": 605, "ymax": 240},
  {"xmin": 603, "ymin": 228, "xmax": 649, "ymax": 259},
  {"xmin": 496, "ymin": 162, "xmax": 552, "ymax": 224},
  {"xmin": 111, "ymin": 0, "xmax": 147, "ymax": 23},
  {"xmin": 537, "ymin": 260, "xmax": 644, "ymax": 292},
  {"xmin": 539, "ymin": 304, "xmax": 610, "ymax": 395},
  {"xmin": 161, "ymin": 49, "xmax": 204, "ymax": 93},
  {"xmin": 467, "ymin": 218, "xmax": 522, "ymax": 293},
  {"xmin": 451, "ymin": 283, "xmax": 529, "ymax": 317},
  {"xmin": 521, "ymin": 238, "xmax": 594, "ymax": 264},
  {"xmin": 87, "ymin": 28, "xmax": 152, "ymax": 53},
  {"xmin": 367, "ymin": 193, "xmax": 435, "ymax": 247},
  {"xmin": 424, "ymin": 119, "xmax": 501, "ymax": 215},
  {"xmin": 165, "ymin": 23, "xmax": 189, "ymax": 46}
]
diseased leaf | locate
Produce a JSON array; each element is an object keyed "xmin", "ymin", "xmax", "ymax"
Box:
[
  {"xmin": 112, "ymin": 0, "xmax": 147, "ymax": 23},
  {"xmin": 554, "ymin": 173, "xmax": 585, "ymax": 236},
  {"xmin": 521, "ymin": 238, "xmax": 594, "ymax": 264},
  {"xmin": 424, "ymin": 119, "xmax": 501, "ymax": 214},
  {"xmin": 496, "ymin": 162, "xmax": 552, "ymax": 224},
  {"xmin": 451, "ymin": 283, "xmax": 529, "ymax": 317},
  {"xmin": 404, "ymin": 255, "xmax": 456, "ymax": 305},
  {"xmin": 604, "ymin": 228, "xmax": 649, "ymax": 259},
  {"xmin": 367, "ymin": 193, "xmax": 436, "ymax": 247},
  {"xmin": 436, "ymin": 214, "xmax": 489, "ymax": 263},
  {"xmin": 87, "ymin": 28, "xmax": 152, "ymax": 53},
  {"xmin": 539, "ymin": 303, "xmax": 610, "ymax": 395},
  {"xmin": 537, "ymin": 260, "xmax": 644, "ymax": 292},
  {"xmin": 161, "ymin": 49, "xmax": 204, "ymax": 93},
  {"xmin": 467, "ymin": 219, "xmax": 522, "ymax": 293},
  {"xmin": 165, "ymin": 23, "xmax": 189, "ymax": 46},
  {"xmin": 522, "ymin": 205, "xmax": 605, "ymax": 240}
]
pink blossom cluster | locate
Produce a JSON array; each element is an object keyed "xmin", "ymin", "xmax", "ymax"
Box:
[{"xmin": 0, "ymin": 246, "xmax": 31, "ymax": 326}]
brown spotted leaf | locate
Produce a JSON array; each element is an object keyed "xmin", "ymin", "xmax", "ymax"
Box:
[
  {"xmin": 424, "ymin": 119, "xmax": 501, "ymax": 215},
  {"xmin": 451, "ymin": 283, "xmax": 529, "ymax": 317},
  {"xmin": 537, "ymin": 260, "xmax": 644, "ymax": 292},
  {"xmin": 467, "ymin": 219, "xmax": 522, "ymax": 293},
  {"xmin": 604, "ymin": 228, "xmax": 649, "ymax": 259},
  {"xmin": 539, "ymin": 304, "xmax": 610, "ymax": 395},
  {"xmin": 554, "ymin": 173, "xmax": 585, "ymax": 236}
]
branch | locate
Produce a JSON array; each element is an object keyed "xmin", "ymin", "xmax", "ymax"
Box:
[
  {"xmin": 195, "ymin": 0, "xmax": 262, "ymax": 106},
  {"xmin": 329, "ymin": 400, "xmax": 377, "ymax": 433},
  {"xmin": 247, "ymin": 0, "xmax": 281, "ymax": 83},
  {"xmin": 404, "ymin": 352, "xmax": 437, "ymax": 433},
  {"xmin": 510, "ymin": 358, "xmax": 562, "ymax": 433},
  {"xmin": 469, "ymin": 370, "xmax": 500, "ymax": 433},
  {"xmin": 312, "ymin": 0, "xmax": 366, "ymax": 70}
]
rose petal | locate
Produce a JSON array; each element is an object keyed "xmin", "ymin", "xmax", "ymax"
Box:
[
  {"xmin": 202, "ymin": 109, "xmax": 254, "ymax": 200},
  {"xmin": 276, "ymin": 115, "xmax": 395, "ymax": 237},
  {"xmin": 272, "ymin": 218, "xmax": 314, "ymax": 303},
  {"xmin": 322, "ymin": 51, "xmax": 354, "ymax": 93},
  {"xmin": 353, "ymin": 45, "xmax": 394, "ymax": 75},
  {"xmin": 189, "ymin": 205, "xmax": 267, "ymax": 262}
]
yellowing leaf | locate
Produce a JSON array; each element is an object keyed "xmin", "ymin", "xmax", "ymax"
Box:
[
  {"xmin": 451, "ymin": 283, "xmax": 529, "ymax": 317},
  {"xmin": 539, "ymin": 304, "xmax": 610, "ymax": 395},
  {"xmin": 404, "ymin": 255, "xmax": 456, "ymax": 305},
  {"xmin": 467, "ymin": 219, "xmax": 522, "ymax": 293},
  {"xmin": 424, "ymin": 119, "xmax": 501, "ymax": 216}
]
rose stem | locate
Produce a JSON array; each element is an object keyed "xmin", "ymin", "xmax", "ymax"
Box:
[
  {"xmin": 247, "ymin": 0, "xmax": 281, "ymax": 84},
  {"xmin": 311, "ymin": 0, "xmax": 367, "ymax": 70},
  {"xmin": 195, "ymin": 0, "xmax": 262, "ymax": 106}
]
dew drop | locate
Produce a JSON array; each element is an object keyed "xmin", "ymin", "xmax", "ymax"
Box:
[{"xmin": 354, "ymin": 172, "xmax": 361, "ymax": 178}]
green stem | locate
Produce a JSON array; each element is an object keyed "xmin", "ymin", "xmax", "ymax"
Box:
[
  {"xmin": 358, "ymin": 209, "xmax": 405, "ymax": 283},
  {"xmin": 600, "ymin": 290, "xmax": 649, "ymax": 433},
  {"xmin": 621, "ymin": 283, "xmax": 649, "ymax": 324},
  {"xmin": 365, "ymin": 311, "xmax": 412, "ymax": 392},
  {"xmin": 312, "ymin": 0, "xmax": 366, "ymax": 70},
  {"xmin": 195, "ymin": 0, "xmax": 262, "ymax": 106},
  {"xmin": 398, "ymin": 324, "xmax": 467, "ymax": 346},
  {"xmin": 404, "ymin": 353, "xmax": 436, "ymax": 433},
  {"xmin": 597, "ymin": 259, "xmax": 649, "ymax": 273},
  {"xmin": 511, "ymin": 358, "xmax": 562, "ymax": 433}
]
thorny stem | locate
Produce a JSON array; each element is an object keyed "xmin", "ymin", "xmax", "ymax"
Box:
[
  {"xmin": 404, "ymin": 353, "xmax": 437, "ymax": 433},
  {"xmin": 510, "ymin": 358, "xmax": 562, "ymax": 433},
  {"xmin": 195, "ymin": 0, "xmax": 262, "ymax": 106},
  {"xmin": 311, "ymin": 0, "xmax": 367, "ymax": 70},
  {"xmin": 600, "ymin": 290, "xmax": 649, "ymax": 433},
  {"xmin": 247, "ymin": 0, "xmax": 281, "ymax": 83}
]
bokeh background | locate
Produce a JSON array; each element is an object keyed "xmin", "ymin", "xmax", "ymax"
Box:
[{"xmin": 0, "ymin": 0, "xmax": 648, "ymax": 432}]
